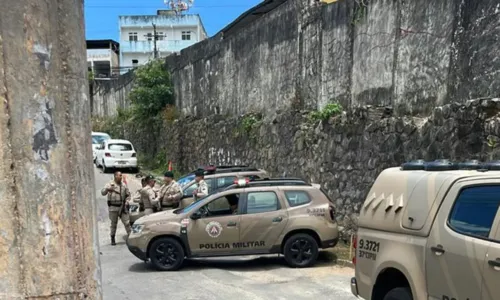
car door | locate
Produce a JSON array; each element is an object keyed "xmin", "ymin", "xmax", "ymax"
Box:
[
  {"xmin": 187, "ymin": 192, "xmax": 241, "ymax": 256},
  {"xmin": 480, "ymin": 208, "xmax": 500, "ymax": 300},
  {"xmin": 238, "ymin": 189, "xmax": 289, "ymax": 252},
  {"xmin": 425, "ymin": 181, "xmax": 500, "ymax": 300}
]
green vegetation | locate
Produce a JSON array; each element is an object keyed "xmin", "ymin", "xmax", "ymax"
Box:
[
  {"xmin": 308, "ymin": 102, "xmax": 343, "ymax": 122},
  {"xmin": 233, "ymin": 113, "xmax": 262, "ymax": 139},
  {"xmin": 352, "ymin": 0, "xmax": 369, "ymax": 25},
  {"xmin": 92, "ymin": 60, "xmax": 175, "ymax": 136},
  {"xmin": 91, "ymin": 60, "xmax": 179, "ymax": 173}
]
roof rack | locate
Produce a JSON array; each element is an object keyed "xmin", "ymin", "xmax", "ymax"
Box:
[
  {"xmin": 400, "ymin": 159, "xmax": 500, "ymax": 172},
  {"xmin": 224, "ymin": 177, "xmax": 310, "ymax": 190}
]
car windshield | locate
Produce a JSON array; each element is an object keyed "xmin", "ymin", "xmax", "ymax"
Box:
[
  {"xmin": 108, "ymin": 143, "xmax": 133, "ymax": 151},
  {"xmin": 92, "ymin": 135, "xmax": 110, "ymax": 144},
  {"xmin": 175, "ymin": 198, "xmax": 204, "ymax": 214},
  {"xmin": 177, "ymin": 174, "xmax": 195, "ymax": 187}
]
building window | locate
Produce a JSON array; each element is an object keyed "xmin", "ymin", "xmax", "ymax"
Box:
[
  {"xmin": 157, "ymin": 32, "xmax": 165, "ymax": 40},
  {"xmin": 182, "ymin": 31, "xmax": 191, "ymax": 40},
  {"xmin": 146, "ymin": 33, "xmax": 153, "ymax": 41},
  {"xmin": 132, "ymin": 59, "xmax": 138, "ymax": 67},
  {"xmin": 128, "ymin": 32, "xmax": 138, "ymax": 41}
]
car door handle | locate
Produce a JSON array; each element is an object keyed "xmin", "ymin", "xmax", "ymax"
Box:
[
  {"xmin": 227, "ymin": 221, "xmax": 237, "ymax": 227},
  {"xmin": 488, "ymin": 259, "xmax": 500, "ymax": 269},
  {"xmin": 431, "ymin": 245, "xmax": 445, "ymax": 255},
  {"xmin": 272, "ymin": 217, "xmax": 283, "ymax": 223}
]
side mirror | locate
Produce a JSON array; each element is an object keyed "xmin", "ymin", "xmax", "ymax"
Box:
[{"xmin": 190, "ymin": 211, "xmax": 201, "ymax": 220}]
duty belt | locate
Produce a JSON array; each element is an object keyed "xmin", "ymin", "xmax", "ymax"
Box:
[{"xmin": 108, "ymin": 203, "xmax": 122, "ymax": 207}]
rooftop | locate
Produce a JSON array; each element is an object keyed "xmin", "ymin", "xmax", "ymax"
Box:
[{"xmin": 86, "ymin": 39, "xmax": 120, "ymax": 54}]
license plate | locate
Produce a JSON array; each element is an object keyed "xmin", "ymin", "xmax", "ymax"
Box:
[{"xmin": 117, "ymin": 161, "xmax": 127, "ymax": 164}]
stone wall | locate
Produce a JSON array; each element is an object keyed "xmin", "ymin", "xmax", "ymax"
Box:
[
  {"xmin": 123, "ymin": 98, "xmax": 500, "ymax": 225},
  {"xmin": 90, "ymin": 71, "xmax": 134, "ymax": 117},
  {"xmin": 166, "ymin": 0, "xmax": 500, "ymax": 117}
]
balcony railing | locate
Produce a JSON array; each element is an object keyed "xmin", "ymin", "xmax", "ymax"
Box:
[{"xmin": 120, "ymin": 40, "xmax": 197, "ymax": 53}]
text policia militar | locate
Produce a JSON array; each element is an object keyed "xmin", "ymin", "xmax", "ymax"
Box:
[{"xmin": 199, "ymin": 241, "xmax": 265, "ymax": 249}]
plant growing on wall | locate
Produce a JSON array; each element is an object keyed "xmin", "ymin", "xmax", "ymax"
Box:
[
  {"xmin": 308, "ymin": 102, "xmax": 343, "ymax": 122},
  {"xmin": 128, "ymin": 59, "xmax": 174, "ymax": 124}
]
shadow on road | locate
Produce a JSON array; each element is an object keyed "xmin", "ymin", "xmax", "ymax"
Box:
[{"xmin": 128, "ymin": 251, "xmax": 338, "ymax": 273}]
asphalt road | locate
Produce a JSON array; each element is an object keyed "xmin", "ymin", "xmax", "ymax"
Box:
[{"xmin": 94, "ymin": 166, "xmax": 357, "ymax": 300}]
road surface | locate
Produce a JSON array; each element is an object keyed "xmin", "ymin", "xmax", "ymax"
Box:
[{"xmin": 94, "ymin": 166, "xmax": 357, "ymax": 300}]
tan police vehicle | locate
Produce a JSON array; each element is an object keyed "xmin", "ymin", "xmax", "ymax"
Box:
[
  {"xmin": 127, "ymin": 177, "xmax": 339, "ymax": 271},
  {"xmin": 350, "ymin": 159, "xmax": 500, "ymax": 300},
  {"xmin": 128, "ymin": 165, "xmax": 270, "ymax": 224}
]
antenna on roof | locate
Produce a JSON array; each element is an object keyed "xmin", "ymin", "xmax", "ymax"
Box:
[{"xmin": 165, "ymin": 0, "xmax": 194, "ymax": 14}]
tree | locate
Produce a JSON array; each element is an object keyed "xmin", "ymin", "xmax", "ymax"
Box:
[{"xmin": 128, "ymin": 59, "xmax": 174, "ymax": 123}]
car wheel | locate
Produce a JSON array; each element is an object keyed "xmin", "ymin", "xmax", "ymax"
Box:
[
  {"xmin": 102, "ymin": 161, "xmax": 109, "ymax": 173},
  {"xmin": 131, "ymin": 167, "xmax": 139, "ymax": 173},
  {"xmin": 283, "ymin": 233, "xmax": 319, "ymax": 268},
  {"xmin": 148, "ymin": 237, "xmax": 185, "ymax": 271},
  {"xmin": 383, "ymin": 287, "xmax": 413, "ymax": 300}
]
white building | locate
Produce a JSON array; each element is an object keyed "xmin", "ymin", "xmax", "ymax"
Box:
[
  {"xmin": 86, "ymin": 39, "xmax": 120, "ymax": 78},
  {"xmin": 119, "ymin": 10, "xmax": 207, "ymax": 72}
]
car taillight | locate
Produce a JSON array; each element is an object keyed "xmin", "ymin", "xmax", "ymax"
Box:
[
  {"xmin": 329, "ymin": 205, "xmax": 335, "ymax": 221},
  {"xmin": 132, "ymin": 153, "xmax": 136, "ymax": 157},
  {"xmin": 105, "ymin": 153, "xmax": 111, "ymax": 157},
  {"xmin": 352, "ymin": 234, "xmax": 357, "ymax": 265}
]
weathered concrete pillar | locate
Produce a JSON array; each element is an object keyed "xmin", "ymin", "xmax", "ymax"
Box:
[{"xmin": 0, "ymin": 1, "xmax": 102, "ymax": 299}]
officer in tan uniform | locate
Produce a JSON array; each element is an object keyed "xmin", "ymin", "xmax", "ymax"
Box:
[
  {"xmin": 101, "ymin": 171, "xmax": 131, "ymax": 246},
  {"xmin": 132, "ymin": 178, "xmax": 147, "ymax": 212},
  {"xmin": 158, "ymin": 171, "xmax": 183, "ymax": 211},
  {"xmin": 140, "ymin": 175, "xmax": 158, "ymax": 215},
  {"xmin": 192, "ymin": 169, "xmax": 209, "ymax": 201}
]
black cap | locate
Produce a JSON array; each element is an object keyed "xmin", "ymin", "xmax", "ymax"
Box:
[
  {"xmin": 164, "ymin": 171, "xmax": 174, "ymax": 178},
  {"xmin": 194, "ymin": 169, "xmax": 205, "ymax": 177},
  {"xmin": 145, "ymin": 175, "xmax": 155, "ymax": 181}
]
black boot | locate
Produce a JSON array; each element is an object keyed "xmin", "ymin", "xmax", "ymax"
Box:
[{"xmin": 111, "ymin": 235, "xmax": 116, "ymax": 246}]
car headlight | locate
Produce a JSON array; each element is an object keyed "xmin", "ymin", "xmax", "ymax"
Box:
[{"xmin": 132, "ymin": 224, "xmax": 144, "ymax": 234}]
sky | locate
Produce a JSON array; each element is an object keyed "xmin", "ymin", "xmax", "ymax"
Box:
[{"xmin": 84, "ymin": 0, "xmax": 263, "ymax": 41}]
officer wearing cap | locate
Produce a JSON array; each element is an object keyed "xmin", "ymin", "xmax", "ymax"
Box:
[
  {"xmin": 140, "ymin": 175, "xmax": 158, "ymax": 215},
  {"xmin": 193, "ymin": 169, "xmax": 209, "ymax": 201},
  {"xmin": 158, "ymin": 171, "xmax": 183, "ymax": 211}
]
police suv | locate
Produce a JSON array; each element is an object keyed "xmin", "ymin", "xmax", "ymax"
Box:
[
  {"xmin": 127, "ymin": 177, "xmax": 339, "ymax": 271},
  {"xmin": 351, "ymin": 159, "xmax": 500, "ymax": 300}
]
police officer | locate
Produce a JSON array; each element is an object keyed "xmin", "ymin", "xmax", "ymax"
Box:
[
  {"xmin": 140, "ymin": 175, "xmax": 158, "ymax": 215},
  {"xmin": 101, "ymin": 171, "xmax": 131, "ymax": 246},
  {"xmin": 192, "ymin": 169, "xmax": 209, "ymax": 201},
  {"xmin": 132, "ymin": 178, "xmax": 147, "ymax": 212},
  {"xmin": 158, "ymin": 171, "xmax": 183, "ymax": 211}
]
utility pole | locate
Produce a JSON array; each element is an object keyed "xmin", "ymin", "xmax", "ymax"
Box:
[
  {"xmin": 0, "ymin": 1, "xmax": 102, "ymax": 299},
  {"xmin": 152, "ymin": 23, "xmax": 158, "ymax": 59}
]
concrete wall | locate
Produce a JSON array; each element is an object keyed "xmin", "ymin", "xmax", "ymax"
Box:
[
  {"xmin": 121, "ymin": 98, "xmax": 500, "ymax": 230},
  {"xmin": 0, "ymin": 0, "xmax": 101, "ymax": 298},
  {"xmin": 166, "ymin": 0, "xmax": 500, "ymax": 117},
  {"xmin": 90, "ymin": 71, "xmax": 134, "ymax": 117}
]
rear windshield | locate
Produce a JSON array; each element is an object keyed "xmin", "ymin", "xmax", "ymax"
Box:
[
  {"xmin": 92, "ymin": 135, "xmax": 109, "ymax": 144},
  {"xmin": 178, "ymin": 174, "xmax": 195, "ymax": 187},
  {"xmin": 108, "ymin": 143, "xmax": 133, "ymax": 151}
]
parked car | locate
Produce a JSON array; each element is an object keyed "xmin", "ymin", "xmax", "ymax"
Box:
[
  {"xmin": 95, "ymin": 139, "xmax": 138, "ymax": 173},
  {"xmin": 128, "ymin": 165, "xmax": 269, "ymax": 225},
  {"xmin": 127, "ymin": 177, "xmax": 339, "ymax": 271},
  {"xmin": 350, "ymin": 159, "xmax": 500, "ymax": 300},
  {"xmin": 91, "ymin": 131, "xmax": 110, "ymax": 163}
]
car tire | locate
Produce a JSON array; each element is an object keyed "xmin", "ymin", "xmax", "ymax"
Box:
[
  {"xmin": 131, "ymin": 167, "xmax": 139, "ymax": 174},
  {"xmin": 102, "ymin": 161, "xmax": 109, "ymax": 173},
  {"xmin": 383, "ymin": 287, "xmax": 413, "ymax": 300},
  {"xmin": 148, "ymin": 237, "xmax": 185, "ymax": 271},
  {"xmin": 283, "ymin": 233, "xmax": 319, "ymax": 268}
]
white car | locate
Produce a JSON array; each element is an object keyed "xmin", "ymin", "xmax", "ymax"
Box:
[
  {"xmin": 92, "ymin": 131, "xmax": 111, "ymax": 162},
  {"xmin": 95, "ymin": 139, "xmax": 138, "ymax": 173}
]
